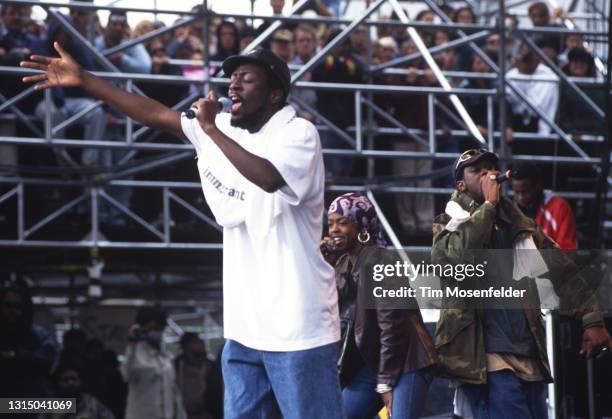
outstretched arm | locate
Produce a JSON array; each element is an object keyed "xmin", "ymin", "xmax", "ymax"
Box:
[{"xmin": 21, "ymin": 41, "xmax": 183, "ymax": 139}]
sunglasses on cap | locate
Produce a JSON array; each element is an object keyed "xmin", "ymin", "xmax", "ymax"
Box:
[{"xmin": 455, "ymin": 148, "xmax": 489, "ymax": 169}]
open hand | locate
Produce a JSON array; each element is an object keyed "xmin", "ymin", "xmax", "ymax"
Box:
[{"xmin": 20, "ymin": 41, "xmax": 83, "ymax": 90}]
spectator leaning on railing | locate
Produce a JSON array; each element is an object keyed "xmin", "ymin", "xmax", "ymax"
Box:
[
  {"xmin": 506, "ymin": 43, "xmax": 559, "ymax": 136},
  {"xmin": 526, "ymin": 1, "xmax": 566, "ymax": 54},
  {"xmin": 559, "ymin": 47, "xmax": 606, "ymax": 138},
  {"xmin": 32, "ymin": 18, "xmax": 105, "ymax": 167},
  {"xmin": 373, "ymin": 37, "xmax": 436, "ymax": 234},
  {"xmin": 140, "ymin": 37, "xmax": 189, "ymax": 108},
  {"xmin": 0, "ymin": 4, "xmax": 40, "ymax": 174},
  {"xmin": 459, "ymin": 47, "xmax": 514, "ymax": 143},
  {"xmin": 289, "ymin": 24, "xmax": 318, "ymax": 123},
  {"xmin": 270, "ymin": 29, "xmax": 294, "ymax": 63},
  {"xmin": 94, "ymin": 11, "xmax": 151, "ymax": 74},
  {"xmin": 452, "ymin": 6, "xmax": 481, "ymax": 71},
  {"xmin": 558, "ymin": 32, "xmax": 584, "ymax": 66},
  {"xmin": 312, "ymin": 27, "xmax": 365, "ymax": 179}
]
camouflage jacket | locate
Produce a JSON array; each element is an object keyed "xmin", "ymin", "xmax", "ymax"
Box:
[{"xmin": 431, "ymin": 191, "xmax": 604, "ymax": 384}]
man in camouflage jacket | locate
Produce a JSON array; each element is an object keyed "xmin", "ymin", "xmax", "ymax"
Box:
[{"xmin": 431, "ymin": 149, "xmax": 611, "ymax": 418}]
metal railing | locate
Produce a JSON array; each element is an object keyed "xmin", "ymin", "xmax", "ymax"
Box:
[{"xmin": 0, "ymin": 0, "xmax": 608, "ymax": 250}]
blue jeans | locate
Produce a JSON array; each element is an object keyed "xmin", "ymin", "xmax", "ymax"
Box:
[
  {"xmin": 342, "ymin": 366, "xmax": 433, "ymax": 419},
  {"xmin": 462, "ymin": 370, "xmax": 547, "ymax": 419},
  {"xmin": 221, "ymin": 339, "xmax": 345, "ymax": 419}
]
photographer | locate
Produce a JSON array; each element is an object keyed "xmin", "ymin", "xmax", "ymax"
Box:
[{"xmin": 123, "ymin": 307, "xmax": 186, "ymax": 419}]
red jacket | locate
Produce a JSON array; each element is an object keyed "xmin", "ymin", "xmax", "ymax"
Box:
[{"xmin": 536, "ymin": 191, "xmax": 576, "ymax": 250}]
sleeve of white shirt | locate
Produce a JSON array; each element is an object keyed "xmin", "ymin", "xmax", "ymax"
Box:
[
  {"xmin": 121, "ymin": 343, "xmax": 137, "ymax": 381},
  {"xmin": 180, "ymin": 114, "xmax": 207, "ymax": 157},
  {"xmin": 505, "ymin": 69, "xmax": 521, "ymax": 108},
  {"xmin": 266, "ymin": 119, "xmax": 320, "ymax": 205},
  {"xmin": 529, "ymin": 69, "xmax": 559, "ymax": 112}
]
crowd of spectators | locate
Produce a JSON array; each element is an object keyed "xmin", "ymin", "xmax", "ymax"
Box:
[
  {"xmin": 0, "ymin": 0, "xmax": 605, "ymax": 237},
  {"xmin": 0, "ymin": 280, "xmax": 222, "ymax": 419},
  {"xmin": 0, "ymin": 2, "xmax": 606, "ymax": 414}
]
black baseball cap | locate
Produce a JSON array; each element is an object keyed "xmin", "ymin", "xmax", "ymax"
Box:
[
  {"xmin": 453, "ymin": 148, "xmax": 499, "ymax": 180},
  {"xmin": 222, "ymin": 48, "xmax": 291, "ymax": 98}
]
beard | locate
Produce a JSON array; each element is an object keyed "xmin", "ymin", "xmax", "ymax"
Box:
[{"xmin": 230, "ymin": 101, "xmax": 269, "ymax": 132}]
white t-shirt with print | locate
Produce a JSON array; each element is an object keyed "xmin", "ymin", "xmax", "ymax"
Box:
[{"xmin": 181, "ymin": 105, "xmax": 339, "ymax": 351}]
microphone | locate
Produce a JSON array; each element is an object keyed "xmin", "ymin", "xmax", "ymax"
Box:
[
  {"xmin": 490, "ymin": 170, "xmax": 517, "ymax": 183},
  {"xmin": 320, "ymin": 239, "xmax": 338, "ymax": 257},
  {"xmin": 184, "ymin": 97, "xmax": 232, "ymax": 119}
]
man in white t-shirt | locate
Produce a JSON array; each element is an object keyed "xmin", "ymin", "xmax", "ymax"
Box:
[
  {"xmin": 506, "ymin": 44, "xmax": 559, "ymax": 135},
  {"xmin": 22, "ymin": 44, "xmax": 343, "ymax": 418}
]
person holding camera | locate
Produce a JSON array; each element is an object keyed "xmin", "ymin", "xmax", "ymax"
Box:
[{"xmin": 123, "ymin": 307, "xmax": 186, "ymax": 419}]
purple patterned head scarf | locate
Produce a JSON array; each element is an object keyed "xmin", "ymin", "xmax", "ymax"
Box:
[{"xmin": 328, "ymin": 193, "xmax": 387, "ymax": 246}]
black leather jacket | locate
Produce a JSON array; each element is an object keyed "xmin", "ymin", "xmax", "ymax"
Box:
[{"xmin": 335, "ymin": 245, "xmax": 438, "ymax": 387}]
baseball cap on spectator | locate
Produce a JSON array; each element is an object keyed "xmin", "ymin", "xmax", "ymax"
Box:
[
  {"xmin": 108, "ymin": 11, "xmax": 128, "ymax": 23},
  {"xmin": 272, "ymin": 29, "xmax": 293, "ymax": 43},
  {"xmin": 453, "ymin": 148, "xmax": 498, "ymax": 180},
  {"xmin": 377, "ymin": 36, "xmax": 398, "ymax": 53},
  {"xmin": 222, "ymin": 48, "xmax": 291, "ymax": 100},
  {"xmin": 301, "ymin": 10, "xmax": 327, "ymax": 40}
]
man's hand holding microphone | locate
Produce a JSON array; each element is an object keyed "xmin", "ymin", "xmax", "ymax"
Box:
[
  {"xmin": 483, "ymin": 170, "xmax": 516, "ymax": 206},
  {"xmin": 482, "ymin": 169, "xmax": 501, "ymax": 206},
  {"xmin": 185, "ymin": 90, "xmax": 232, "ymax": 134}
]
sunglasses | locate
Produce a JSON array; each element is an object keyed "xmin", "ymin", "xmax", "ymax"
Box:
[{"xmin": 456, "ymin": 148, "xmax": 488, "ymax": 169}]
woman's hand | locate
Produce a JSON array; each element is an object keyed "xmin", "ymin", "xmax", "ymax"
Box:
[{"xmin": 382, "ymin": 391, "xmax": 393, "ymax": 417}]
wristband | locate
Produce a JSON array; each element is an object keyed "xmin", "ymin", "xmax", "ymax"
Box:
[
  {"xmin": 376, "ymin": 383, "xmax": 392, "ymax": 394},
  {"xmin": 582, "ymin": 311, "xmax": 604, "ymax": 329}
]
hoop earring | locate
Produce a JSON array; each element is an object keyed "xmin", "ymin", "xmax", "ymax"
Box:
[{"xmin": 357, "ymin": 230, "xmax": 371, "ymax": 244}]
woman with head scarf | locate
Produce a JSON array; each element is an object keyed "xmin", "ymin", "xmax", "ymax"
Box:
[{"xmin": 323, "ymin": 193, "xmax": 438, "ymax": 419}]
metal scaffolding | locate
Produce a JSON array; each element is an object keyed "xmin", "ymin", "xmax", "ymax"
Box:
[
  {"xmin": 0, "ymin": 0, "xmax": 609, "ymax": 252},
  {"xmin": 0, "ymin": 3, "xmax": 607, "ymax": 416}
]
